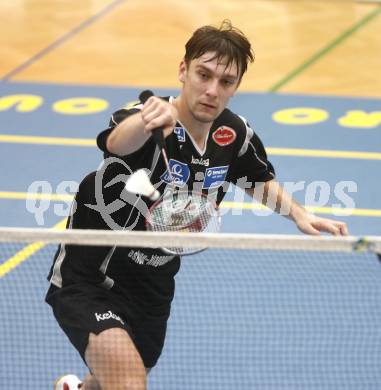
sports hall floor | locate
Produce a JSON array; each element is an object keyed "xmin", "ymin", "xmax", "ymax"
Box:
[{"xmin": 0, "ymin": 1, "xmax": 380, "ymax": 389}]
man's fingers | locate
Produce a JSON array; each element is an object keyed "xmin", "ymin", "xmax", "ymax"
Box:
[
  {"xmin": 313, "ymin": 219, "xmax": 348, "ymax": 236},
  {"xmin": 141, "ymin": 98, "xmax": 176, "ymax": 135},
  {"xmin": 297, "ymin": 221, "xmax": 321, "ymax": 235},
  {"xmin": 141, "ymin": 107, "xmax": 161, "ymax": 126},
  {"xmin": 305, "ymin": 225, "xmax": 321, "ymax": 235},
  {"xmin": 319, "ymin": 221, "xmax": 340, "ymax": 235},
  {"xmin": 338, "ymin": 222, "xmax": 349, "ymax": 236},
  {"xmin": 325, "ymin": 221, "xmax": 348, "ymax": 236},
  {"xmin": 143, "ymin": 118, "xmax": 175, "ymax": 135},
  {"xmin": 142, "ymin": 95, "xmax": 157, "ymax": 109}
]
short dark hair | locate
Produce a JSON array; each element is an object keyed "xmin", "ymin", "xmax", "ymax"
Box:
[{"xmin": 184, "ymin": 20, "xmax": 254, "ymax": 81}]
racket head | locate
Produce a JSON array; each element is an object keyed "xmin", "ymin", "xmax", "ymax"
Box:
[{"xmin": 145, "ymin": 190, "xmax": 221, "ymax": 255}]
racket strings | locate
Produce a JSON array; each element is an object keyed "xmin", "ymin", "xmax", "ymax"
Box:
[
  {"xmin": 146, "ymin": 190, "xmax": 221, "ymax": 254},
  {"xmin": 150, "ymin": 192, "xmax": 213, "ymax": 229}
]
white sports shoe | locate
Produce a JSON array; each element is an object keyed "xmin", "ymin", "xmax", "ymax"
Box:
[{"xmin": 54, "ymin": 374, "xmax": 83, "ymax": 390}]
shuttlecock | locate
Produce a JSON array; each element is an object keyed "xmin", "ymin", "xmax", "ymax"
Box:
[
  {"xmin": 54, "ymin": 374, "xmax": 82, "ymax": 390},
  {"xmin": 125, "ymin": 169, "xmax": 160, "ymax": 201}
]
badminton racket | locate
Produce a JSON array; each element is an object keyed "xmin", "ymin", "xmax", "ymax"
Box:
[
  {"xmin": 145, "ymin": 188, "xmax": 221, "ymax": 255},
  {"xmin": 139, "ymin": 90, "xmax": 174, "ymax": 183}
]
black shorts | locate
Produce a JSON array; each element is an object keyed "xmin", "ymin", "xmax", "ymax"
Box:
[{"xmin": 45, "ymin": 282, "xmax": 170, "ymax": 369}]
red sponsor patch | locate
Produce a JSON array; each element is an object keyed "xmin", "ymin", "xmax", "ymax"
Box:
[{"xmin": 212, "ymin": 126, "xmax": 237, "ymax": 146}]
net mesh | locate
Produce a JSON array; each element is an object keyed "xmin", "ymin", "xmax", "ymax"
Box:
[
  {"xmin": 146, "ymin": 191, "xmax": 221, "ymax": 255},
  {"xmin": 1, "ymin": 228, "xmax": 381, "ymax": 389}
]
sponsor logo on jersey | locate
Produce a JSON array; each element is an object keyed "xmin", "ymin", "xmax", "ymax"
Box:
[
  {"xmin": 160, "ymin": 159, "xmax": 190, "ymax": 187},
  {"xmin": 95, "ymin": 310, "xmax": 125, "ymax": 325},
  {"xmin": 128, "ymin": 250, "xmax": 175, "ymax": 267},
  {"xmin": 174, "ymin": 127, "xmax": 186, "ymax": 142},
  {"xmin": 191, "ymin": 156, "xmax": 210, "ymax": 166},
  {"xmin": 212, "ymin": 126, "xmax": 236, "ymax": 146},
  {"xmin": 203, "ymin": 166, "xmax": 229, "ymax": 189}
]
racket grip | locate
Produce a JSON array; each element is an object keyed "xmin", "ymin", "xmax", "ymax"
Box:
[{"xmin": 139, "ymin": 90, "xmax": 165, "ymax": 150}]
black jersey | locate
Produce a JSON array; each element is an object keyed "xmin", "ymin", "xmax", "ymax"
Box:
[
  {"xmin": 97, "ymin": 97, "xmax": 274, "ymax": 204},
  {"xmin": 48, "ymin": 95, "xmax": 275, "ymax": 309}
]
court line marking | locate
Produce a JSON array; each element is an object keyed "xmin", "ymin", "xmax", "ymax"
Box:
[
  {"xmin": 0, "ymin": 192, "xmax": 73, "ymax": 201},
  {"xmin": 221, "ymin": 201, "xmax": 381, "ymax": 218},
  {"xmin": 0, "ymin": 219, "xmax": 67, "ymax": 278},
  {"xmin": 266, "ymin": 147, "xmax": 381, "ymax": 160},
  {"xmin": 1, "ymin": 134, "xmax": 381, "ymax": 160},
  {"xmin": 1, "ymin": 191, "xmax": 380, "ymax": 218},
  {"xmin": 269, "ymin": 4, "xmax": 381, "ymax": 91},
  {"xmin": 0, "ymin": 134, "xmax": 96, "ymax": 147},
  {"xmin": 1, "ymin": 0, "xmax": 126, "ymax": 81},
  {"xmin": 0, "ymin": 191, "xmax": 74, "ymax": 202}
]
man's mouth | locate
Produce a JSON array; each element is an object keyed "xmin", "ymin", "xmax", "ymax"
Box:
[{"xmin": 200, "ymin": 102, "xmax": 217, "ymax": 109}]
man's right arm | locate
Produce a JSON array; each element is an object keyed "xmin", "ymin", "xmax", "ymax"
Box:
[
  {"xmin": 106, "ymin": 96, "xmax": 178, "ymax": 156},
  {"xmin": 106, "ymin": 110, "xmax": 150, "ymax": 156}
]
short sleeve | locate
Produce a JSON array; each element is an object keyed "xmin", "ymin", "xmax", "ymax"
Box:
[
  {"xmin": 96, "ymin": 108, "xmax": 140, "ymax": 155},
  {"xmin": 229, "ymin": 117, "xmax": 275, "ymax": 188}
]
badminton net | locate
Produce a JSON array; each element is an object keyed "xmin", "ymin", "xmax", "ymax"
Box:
[{"xmin": 0, "ymin": 227, "xmax": 381, "ymax": 390}]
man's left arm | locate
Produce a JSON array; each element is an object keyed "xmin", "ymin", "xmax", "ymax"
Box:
[{"xmin": 246, "ymin": 180, "xmax": 349, "ymax": 236}]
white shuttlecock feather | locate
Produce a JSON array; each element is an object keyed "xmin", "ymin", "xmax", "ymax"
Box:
[
  {"xmin": 125, "ymin": 169, "xmax": 160, "ymax": 201},
  {"xmin": 54, "ymin": 374, "xmax": 82, "ymax": 390}
]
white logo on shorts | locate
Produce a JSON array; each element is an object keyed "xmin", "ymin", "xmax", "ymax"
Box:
[{"xmin": 95, "ymin": 310, "xmax": 125, "ymax": 325}]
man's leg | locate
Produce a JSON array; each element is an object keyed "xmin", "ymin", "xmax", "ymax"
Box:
[
  {"xmin": 82, "ymin": 372, "xmax": 101, "ymax": 390},
  {"xmin": 82, "ymin": 368, "xmax": 151, "ymax": 390},
  {"xmin": 84, "ymin": 328, "xmax": 147, "ymax": 390}
]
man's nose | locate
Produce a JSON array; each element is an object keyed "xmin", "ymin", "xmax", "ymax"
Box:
[{"xmin": 205, "ymin": 79, "xmax": 219, "ymax": 97}]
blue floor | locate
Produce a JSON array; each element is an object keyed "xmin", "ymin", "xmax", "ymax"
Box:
[{"xmin": 1, "ymin": 80, "xmax": 380, "ymax": 388}]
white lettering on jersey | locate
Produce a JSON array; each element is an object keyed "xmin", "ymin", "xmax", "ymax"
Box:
[
  {"xmin": 191, "ymin": 156, "xmax": 210, "ymax": 166},
  {"xmin": 128, "ymin": 250, "xmax": 175, "ymax": 267},
  {"xmin": 95, "ymin": 310, "xmax": 125, "ymax": 325}
]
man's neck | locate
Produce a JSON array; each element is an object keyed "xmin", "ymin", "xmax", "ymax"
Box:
[{"xmin": 173, "ymin": 96, "xmax": 212, "ymax": 150}]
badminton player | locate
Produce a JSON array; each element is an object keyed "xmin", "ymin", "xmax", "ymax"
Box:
[{"xmin": 48, "ymin": 20, "xmax": 348, "ymax": 390}]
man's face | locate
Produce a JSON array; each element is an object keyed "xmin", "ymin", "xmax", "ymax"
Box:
[{"xmin": 178, "ymin": 52, "xmax": 240, "ymax": 124}]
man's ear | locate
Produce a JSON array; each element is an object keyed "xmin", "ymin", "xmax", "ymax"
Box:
[{"xmin": 178, "ymin": 60, "xmax": 187, "ymax": 83}]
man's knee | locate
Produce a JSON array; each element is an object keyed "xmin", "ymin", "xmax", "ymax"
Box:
[
  {"xmin": 85, "ymin": 328, "xmax": 146, "ymax": 390},
  {"xmin": 101, "ymin": 377, "xmax": 146, "ymax": 390},
  {"xmin": 83, "ymin": 371, "xmax": 146, "ymax": 390}
]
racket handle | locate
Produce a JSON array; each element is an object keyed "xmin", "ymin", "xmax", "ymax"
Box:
[{"xmin": 139, "ymin": 90, "xmax": 165, "ymax": 150}]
